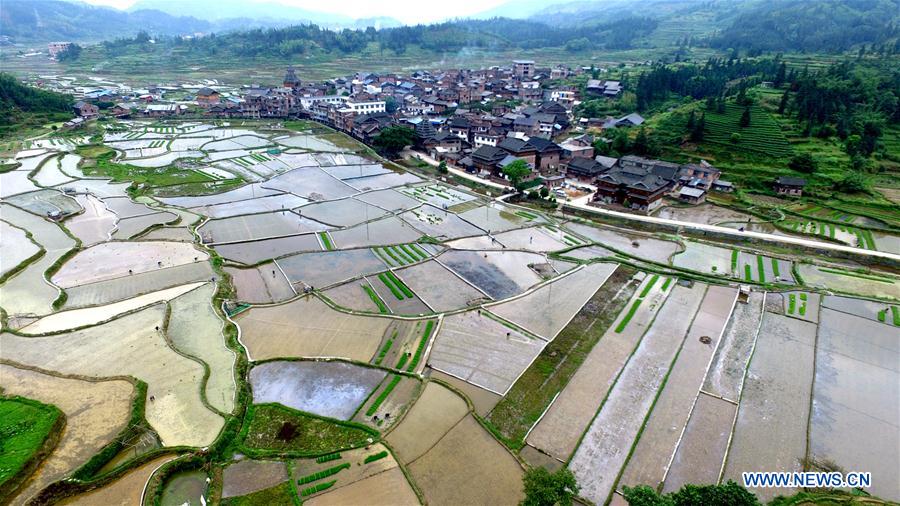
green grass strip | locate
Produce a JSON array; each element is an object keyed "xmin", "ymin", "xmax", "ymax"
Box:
[
  {"xmin": 300, "ymin": 480, "xmax": 336, "ymax": 497},
  {"xmin": 395, "ymin": 353, "xmax": 409, "ymax": 370},
  {"xmin": 515, "ymin": 210, "xmax": 538, "ymax": 220},
  {"xmin": 615, "ymin": 299, "xmax": 643, "ymax": 334},
  {"xmin": 362, "ymin": 284, "xmax": 389, "ymax": 314},
  {"xmin": 730, "ymin": 250, "xmax": 739, "ymax": 273},
  {"xmin": 319, "ymin": 232, "xmax": 334, "ymax": 251},
  {"xmin": 407, "ymin": 320, "xmax": 435, "ymax": 372},
  {"xmin": 378, "ymin": 272, "xmax": 405, "ymax": 300},
  {"xmin": 892, "ymin": 306, "xmax": 900, "ymax": 326},
  {"xmin": 385, "ymin": 271, "xmax": 414, "ymax": 298},
  {"xmin": 365, "ymin": 375, "xmax": 401, "ymax": 416},
  {"xmin": 799, "ymin": 299, "xmax": 807, "ymax": 316},
  {"xmin": 878, "ymin": 309, "xmax": 887, "ymax": 323},
  {"xmin": 800, "ymin": 293, "xmax": 807, "ymax": 301},
  {"xmin": 744, "ymin": 264, "xmax": 753, "ymax": 282},
  {"xmin": 315, "ymin": 453, "xmax": 341, "ymax": 464},
  {"xmin": 756, "ymin": 255, "xmax": 766, "ymax": 283},
  {"xmin": 771, "ymin": 258, "xmax": 781, "ymax": 277},
  {"xmin": 297, "ymin": 463, "xmax": 349, "ymax": 485},
  {"xmin": 819, "ymin": 267, "xmax": 894, "ymax": 284},
  {"xmin": 862, "ymin": 229, "xmax": 876, "ymax": 250},
  {"xmin": 363, "ymin": 451, "xmax": 389, "ymax": 464},
  {"xmin": 639, "ymin": 275, "xmax": 659, "ymax": 298},
  {"xmin": 660, "ymin": 277, "xmax": 673, "ymax": 291},
  {"xmin": 788, "ymin": 294, "xmax": 796, "ymax": 314}
]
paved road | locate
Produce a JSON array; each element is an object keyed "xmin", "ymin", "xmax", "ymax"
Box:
[
  {"xmin": 565, "ymin": 201, "xmax": 900, "ymax": 262},
  {"xmin": 401, "ymin": 149, "xmax": 512, "ymax": 191}
]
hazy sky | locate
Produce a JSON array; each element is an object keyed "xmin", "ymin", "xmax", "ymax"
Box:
[{"xmin": 81, "ymin": 0, "xmax": 513, "ymax": 23}]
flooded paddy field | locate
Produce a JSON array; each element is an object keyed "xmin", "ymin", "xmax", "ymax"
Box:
[
  {"xmin": 249, "ymin": 360, "xmax": 385, "ymax": 420},
  {"xmin": 277, "ymin": 249, "xmax": 388, "ymax": 289},
  {"xmin": 394, "ymin": 259, "xmax": 487, "ymax": 312},
  {"xmin": 439, "ymin": 249, "xmax": 545, "ymax": 299},
  {"xmin": 0, "ymin": 220, "xmax": 39, "ymax": 277},
  {"xmin": 226, "ymin": 264, "xmax": 295, "ymax": 303},
  {"xmin": 487, "ymin": 263, "xmax": 618, "ymax": 340},
  {"xmin": 214, "ymin": 233, "xmax": 322, "ymax": 264}
]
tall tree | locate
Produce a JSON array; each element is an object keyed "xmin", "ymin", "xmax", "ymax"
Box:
[
  {"xmin": 502, "ymin": 159, "xmax": 532, "ymax": 190},
  {"xmin": 521, "ymin": 467, "xmax": 579, "ymax": 506},
  {"xmin": 739, "ymin": 106, "xmax": 751, "ymax": 127}
]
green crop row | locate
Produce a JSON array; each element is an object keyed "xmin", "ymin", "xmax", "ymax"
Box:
[
  {"xmin": 319, "ymin": 232, "xmax": 334, "ymax": 251},
  {"xmin": 364, "ymin": 451, "xmax": 389, "ymax": 464},
  {"xmin": 297, "ymin": 463, "xmax": 349, "ymax": 485},
  {"xmin": 366, "ymin": 375, "xmax": 401, "ymax": 416},
  {"xmin": 406, "ymin": 320, "xmax": 435, "ymax": 372},
  {"xmin": 362, "ymin": 284, "xmax": 389, "ymax": 314},
  {"xmin": 315, "ymin": 453, "xmax": 341, "ymax": 464},
  {"xmin": 374, "ymin": 330, "xmax": 396, "ymax": 365},
  {"xmin": 756, "ymin": 255, "xmax": 766, "ymax": 284},
  {"xmin": 300, "ymin": 480, "xmax": 336, "ymax": 497}
]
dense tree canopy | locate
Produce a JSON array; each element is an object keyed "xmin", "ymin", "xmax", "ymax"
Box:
[{"xmin": 0, "ymin": 73, "xmax": 73, "ymax": 128}]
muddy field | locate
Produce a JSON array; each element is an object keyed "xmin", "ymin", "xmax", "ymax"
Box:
[
  {"xmin": 0, "ymin": 365, "xmax": 135, "ymax": 505},
  {"xmin": 385, "ymin": 382, "xmax": 469, "ymax": 463},
  {"xmin": 235, "ymin": 296, "xmax": 390, "ymax": 362},
  {"xmin": 221, "ymin": 459, "xmax": 288, "ymax": 498}
]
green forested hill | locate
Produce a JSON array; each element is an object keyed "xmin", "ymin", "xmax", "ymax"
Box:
[{"xmin": 0, "ymin": 73, "xmax": 73, "ymax": 131}]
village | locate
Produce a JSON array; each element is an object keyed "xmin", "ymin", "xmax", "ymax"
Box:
[{"xmin": 43, "ymin": 58, "xmax": 791, "ymax": 216}]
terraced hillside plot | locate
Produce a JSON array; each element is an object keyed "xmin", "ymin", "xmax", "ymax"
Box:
[
  {"xmin": 112, "ymin": 212, "xmax": 179, "ymax": 239},
  {"xmin": 321, "ymin": 281, "xmax": 384, "ymax": 313},
  {"xmin": 655, "ymin": 204, "xmax": 756, "ymax": 225},
  {"xmin": 488, "ymin": 263, "xmax": 618, "ymax": 340},
  {"xmin": 292, "ymin": 443, "xmax": 411, "ymax": 503},
  {"xmin": 277, "ymin": 249, "xmax": 387, "ymax": 289},
  {"xmin": 139, "ymin": 227, "xmax": 195, "ymax": 242},
  {"xmin": 703, "ymin": 291, "xmax": 765, "ymax": 401},
  {"xmin": 822, "ymin": 294, "xmax": 898, "ymax": 324},
  {"xmin": 352, "ymin": 375, "xmax": 420, "ymax": 431},
  {"xmin": 298, "ymin": 198, "xmax": 389, "ymax": 227},
  {"xmin": 567, "ymin": 283, "xmax": 705, "ymax": 503},
  {"xmin": 0, "ymin": 204, "xmax": 75, "ymax": 317},
  {"xmin": 63, "ymin": 455, "xmax": 177, "ymax": 506},
  {"xmin": 385, "ymin": 382, "xmax": 469, "ymax": 463},
  {"xmin": 52, "ymin": 241, "xmax": 205, "ymax": 288},
  {"xmin": 221, "ymin": 460, "xmax": 288, "ymax": 499},
  {"xmin": 491, "ymin": 225, "xmax": 573, "ymax": 252},
  {"xmin": 365, "ymin": 273, "xmax": 431, "ymax": 315},
  {"xmin": 409, "ymin": 415, "xmax": 524, "ymax": 506},
  {"xmin": 343, "ymin": 171, "xmax": 421, "ymax": 192},
  {"xmin": 226, "ymin": 264, "xmax": 295, "ymax": 303},
  {"xmin": 0, "ymin": 306, "xmax": 223, "ymax": 447},
  {"xmin": 567, "ymin": 222, "xmax": 680, "ymax": 264},
  {"xmin": 33, "ymin": 155, "xmax": 76, "ymax": 186},
  {"xmin": 439, "ymin": 250, "xmax": 545, "ymax": 299},
  {"xmin": 722, "ymin": 313, "xmax": 816, "ymax": 502},
  {"xmin": 320, "ymin": 163, "xmax": 390, "ymax": 180},
  {"xmin": 235, "ymin": 296, "xmax": 390, "ymax": 362},
  {"xmin": 263, "ymin": 167, "xmax": 357, "ymax": 200},
  {"xmin": 370, "ymin": 320, "xmax": 434, "ymax": 369},
  {"xmin": 429, "ymin": 310, "xmax": 546, "ymax": 395},
  {"xmin": 63, "ymin": 262, "xmax": 214, "ymax": 308},
  {"xmin": 0, "ymin": 365, "xmax": 134, "ymax": 506},
  {"xmin": 617, "ymin": 285, "xmax": 737, "ymax": 494},
  {"xmin": 783, "ymin": 291, "xmax": 820, "ymax": 322},
  {"xmin": 400, "ymin": 205, "xmax": 484, "ymax": 240},
  {"xmin": 196, "ymin": 193, "xmax": 308, "ymax": 219},
  {"xmin": 277, "ymin": 134, "xmax": 348, "ymax": 151},
  {"xmin": 534, "ymin": 281, "xmax": 701, "ymax": 464},
  {"xmin": 65, "ymin": 194, "xmax": 117, "ymax": 246},
  {"xmin": 198, "ymin": 212, "xmax": 330, "ymax": 244},
  {"xmin": 0, "ymin": 167, "xmax": 40, "ymax": 197},
  {"xmin": 306, "ymin": 466, "xmax": 418, "ymax": 506},
  {"xmin": 20, "ymin": 282, "xmax": 205, "ymax": 334},
  {"xmin": 395, "ymin": 260, "xmax": 487, "ymax": 312},
  {"xmin": 662, "ymin": 392, "xmax": 737, "ymax": 492},
  {"xmin": 735, "ymin": 251, "xmax": 794, "ymax": 284},
  {"xmin": 354, "ymin": 189, "xmax": 421, "ymax": 212},
  {"xmin": 809, "ymin": 309, "xmax": 899, "ymax": 502},
  {"xmin": 372, "ymin": 243, "xmax": 431, "ymax": 267},
  {"xmin": 168, "ymin": 284, "xmax": 237, "ymax": 414},
  {"xmin": 214, "ymin": 234, "xmax": 322, "ymax": 264},
  {"xmin": 160, "ymin": 183, "xmax": 282, "ymax": 208},
  {"xmin": 458, "ymin": 202, "xmax": 535, "ymax": 233},
  {"xmin": 400, "ymin": 183, "xmax": 476, "ymax": 207},
  {"xmin": 329, "ymin": 216, "xmax": 423, "ymax": 249},
  {"xmin": 6, "ymin": 189, "xmax": 81, "ymax": 217},
  {"xmin": 102, "ymin": 196, "xmax": 156, "ymax": 218},
  {"xmin": 672, "ymin": 241, "xmax": 734, "ymax": 275},
  {"xmin": 249, "ymin": 361, "xmax": 385, "ymax": 420},
  {"xmin": 0, "ymin": 221, "xmax": 39, "ymax": 277},
  {"xmin": 797, "ymin": 264, "xmax": 900, "ymax": 299},
  {"xmin": 429, "ymin": 369, "xmax": 501, "ymax": 416}
]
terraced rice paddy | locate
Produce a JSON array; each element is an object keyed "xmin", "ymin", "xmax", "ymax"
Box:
[{"xmin": 4, "ymin": 120, "xmax": 896, "ymax": 505}]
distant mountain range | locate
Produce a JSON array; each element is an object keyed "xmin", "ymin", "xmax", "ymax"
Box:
[{"xmin": 3, "ymin": 0, "xmax": 897, "ymax": 54}]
